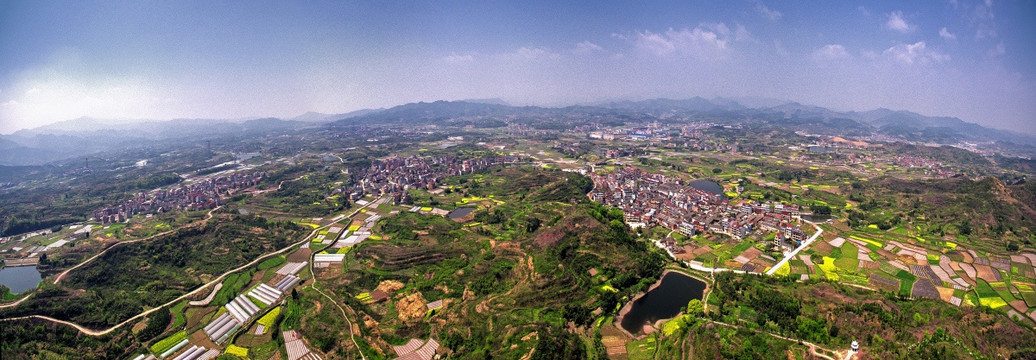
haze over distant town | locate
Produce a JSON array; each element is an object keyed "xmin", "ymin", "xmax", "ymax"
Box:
[{"xmin": 1, "ymin": 1, "xmax": 1034, "ymax": 135}]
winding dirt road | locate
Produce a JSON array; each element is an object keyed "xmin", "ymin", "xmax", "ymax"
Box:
[
  {"xmin": 53, "ymin": 207, "xmax": 222, "ymax": 285},
  {"xmin": 0, "ymin": 211, "xmax": 323, "ymax": 336},
  {"xmin": 1, "ymin": 207, "xmax": 224, "ymax": 309},
  {"xmin": 304, "ymin": 198, "xmax": 381, "ymax": 360}
]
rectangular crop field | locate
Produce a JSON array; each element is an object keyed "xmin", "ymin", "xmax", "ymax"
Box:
[
  {"xmin": 849, "ymin": 234, "xmax": 883, "ymax": 248},
  {"xmin": 1016, "ymin": 284, "xmax": 1036, "ymax": 307},
  {"xmin": 149, "ymin": 330, "xmax": 187, "ymax": 355},
  {"xmin": 257, "ymin": 306, "xmax": 281, "ymax": 328},
  {"xmin": 895, "ymin": 270, "xmax": 916, "ymax": 297},
  {"xmin": 834, "ymin": 243, "xmax": 859, "ymax": 271},
  {"xmin": 817, "ymin": 257, "xmax": 839, "ymax": 281},
  {"xmin": 975, "ymin": 279, "xmax": 999, "ymax": 298}
]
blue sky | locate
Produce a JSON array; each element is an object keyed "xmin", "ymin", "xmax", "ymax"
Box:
[{"xmin": 1, "ymin": 0, "xmax": 1033, "ymax": 134}]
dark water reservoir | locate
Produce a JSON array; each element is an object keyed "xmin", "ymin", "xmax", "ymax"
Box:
[
  {"xmin": 620, "ymin": 271, "xmax": 707, "ymax": 335},
  {"xmin": 0, "ymin": 266, "xmax": 42, "ymax": 294},
  {"xmin": 688, "ymin": 179, "xmax": 726, "ymax": 199}
]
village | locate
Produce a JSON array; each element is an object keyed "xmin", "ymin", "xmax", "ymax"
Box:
[
  {"xmin": 589, "ymin": 166, "xmax": 807, "ymax": 255},
  {"xmin": 93, "ymin": 171, "xmax": 264, "ymax": 225},
  {"xmin": 337, "ymin": 154, "xmax": 527, "ymax": 204}
]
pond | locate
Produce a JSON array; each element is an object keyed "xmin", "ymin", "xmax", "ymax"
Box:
[
  {"xmin": 688, "ymin": 179, "xmax": 726, "ymax": 199},
  {"xmin": 620, "ymin": 271, "xmax": 707, "ymax": 335},
  {"xmin": 0, "ymin": 266, "xmax": 42, "ymax": 294}
]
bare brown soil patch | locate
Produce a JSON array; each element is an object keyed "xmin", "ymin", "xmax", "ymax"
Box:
[
  {"xmin": 287, "ymin": 248, "xmax": 311, "ymax": 262},
  {"xmin": 395, "ymin": 292, "xmax": 427, "ymax": 322},
  {"xmin": 375, "ymin": 280, "xmax": 405, "ymax": 293},
  {"xmin": 600, "ymin": 322, "xmax": 630, "ymax": 359},
  {"xmin": 131, "ymin": 318, "xmax": 148, "ymax": 333},
  {"xmin": 189, "ymin": 328, "xmax": 220, "ymax": 350},
  {"xmin": 936, "ymin": 286, "xmax": 954, "ymax": 302},
  {"xmin": 1010, "ymin": 300, "xmax": 1028, "ymax": 313},
  {"xmin": 974, "ymin": 264, "xmax": 1000, "ymax": 282},
  {"xmin": 812, "ymin": 241, "xmax": 834, "ymax": 254},
  {"xmin": 533, "ymin": 227, "xmax": 565, "ymax": 247}
]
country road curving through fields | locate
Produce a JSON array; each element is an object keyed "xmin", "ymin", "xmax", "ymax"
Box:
[{"xmin": 0, "ymin": 197, "xmax": 381, "ymax": 339}]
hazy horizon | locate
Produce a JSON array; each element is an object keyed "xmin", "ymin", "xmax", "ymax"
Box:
[{"xmin": 2, "ymin": 1, "xmax": 1034, "ymax": 135}]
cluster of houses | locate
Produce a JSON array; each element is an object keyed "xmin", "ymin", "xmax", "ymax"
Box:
[
  {"xmin": 587, "ymin": 125, "xmax": 750, "ymax": 155},
  {"xmin": 93, "ymin": 172, "xmax": 263, "ymax": 224},
  {"xmin": 589, "ymin": 167, "xmax": 805, "ymax": 249},
  {"xmin": 339, "ymin": 155, "xmax": 525, "ymax": 204}
]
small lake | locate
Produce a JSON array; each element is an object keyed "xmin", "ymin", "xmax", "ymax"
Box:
[
  {"xmin": 620, "ymin": 271, "xmax": 707, "ymax": 335},
  {"xmin": 0, "ymin": 266, "xmax": 42, "ymax": 294},
  {"xmin": 688, "ymin": 179, "xmax": 726, "ymax": 199}
]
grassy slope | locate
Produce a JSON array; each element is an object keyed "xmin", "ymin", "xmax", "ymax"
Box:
[
  {"xmin": 667, "ymin": 273, "xmax": 1036, "ymax": 359},
  {"xmin": 0, "ymin": 214, "xmax": 302, "ymax": 328},
  {"xmin": 336, "ymin": 167, "xmax": 665, "ymax": 359}
]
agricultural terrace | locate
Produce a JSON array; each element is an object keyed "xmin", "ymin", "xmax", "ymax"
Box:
[{"xmin": 313, "ymin": 167, "xmax": 668, "ymax": 358}]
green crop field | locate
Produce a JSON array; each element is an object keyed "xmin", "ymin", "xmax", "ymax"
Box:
[
  {"xmin": 834, "ymin": 243, "xmax": 859, "ymax": 271},
  {"xmin": 149, "ymin": 330, "xmax": 187, "ymax": 355},
  {"xmin": 170, "ymin": 301, "xmax": 187, "ymax": 329},
  {"xmin": 257, "ymin": 255, "xmax": 286, "ymax": 271},
  {"xmin": 975, "ymin": 279, "xmax": 999, "ymax": 298},
  {"xmin": 896, "ymin": 270, "xmax": 917, "ymax": 297},
  {"xmin": 1016, "ymin": 284, "xmax": 1036, "ymax": 307}
]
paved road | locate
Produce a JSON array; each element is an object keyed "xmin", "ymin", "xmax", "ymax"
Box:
[{"xmin": 766, "ymin": 220, "xmax": 824, "ymax": 276}]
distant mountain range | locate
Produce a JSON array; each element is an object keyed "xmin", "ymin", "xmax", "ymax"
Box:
[
  {"xmin": 0, "ymin": 117, "xmax": 309, "ymax": 166},
  {"xmin": 2, "ymin": 98, "xmax": 1033, "ymax": 166},
  {"xmin": 331, "ymin": 98, "xmax": 1035, "ymax": 146}
]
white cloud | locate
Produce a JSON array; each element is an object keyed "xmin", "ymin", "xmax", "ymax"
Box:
[
  {"xmin": 975, "ymin": 27, "xmax": 997, "ymax": 39},
  {"xmin": 885, "ymin": 11, "xmax": 914, "ymax": 33},
  {"xmin": 733, "ymin": 24, "xmax": 755, "ymax": 43},
  {"xmin": 755, "ymin": 2, "xmax": 782, "ymax": 21},
  {"xmin": 883, "ymin": 41, "xmax": 949, "ymax": 64},
  {"xmin": 442, "ymin": 53, "xmax": 475, "ymax": 64},
  {"xmin": 512, "ymin": 47, "xmax": 554, "ymax": 59},
  {"xmin": 629, "ymin": 23, "xmax": 746, "ymax": 60},
  {"xmin": 26, "ymin": 88, "xmax": 41, "ymax": 95},
  {"xmin": 573, "ymin": 41, "xmax": 603, "ymax": 54},
  {"xmin": 813, "ymin": 44, "xmax": 851, "ymax": 61},
  {"xmin": 634, "ymin": 30, "xmax": 678, "ymax": 56},
  {"xmin": 959, "ymin": 0, "xmax": 996, "ymax": 39},
  {"xmin": 939, "ymin": 27, "xmax": 956, "ymax": 40},
  {"xmin": 858, "ymin": 6, "xmax": 870, "ymax": 17}
]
